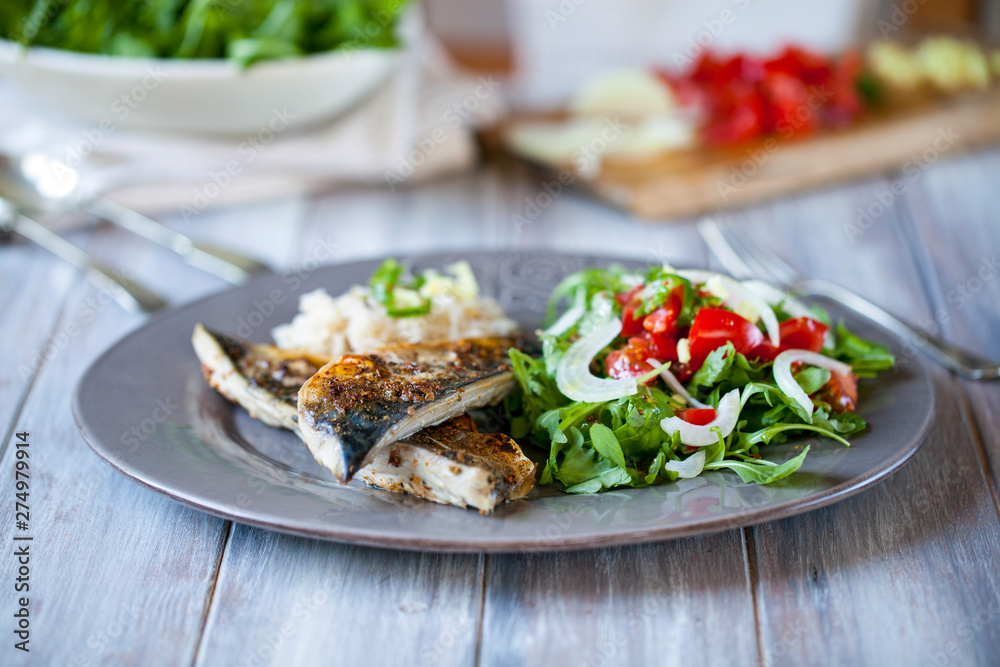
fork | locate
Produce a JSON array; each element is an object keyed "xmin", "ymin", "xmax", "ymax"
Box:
[{"xmin": 698, "ymin": 216, "xmax": 1000, "ymax": 381}]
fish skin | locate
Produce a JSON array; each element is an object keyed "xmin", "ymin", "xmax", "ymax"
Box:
[
  {"xmin": 192, "ymin": 323, "xmax": 327, "ymax": 431},
  {"xmin": 297, "ymin": 337, "xmax": 522, "ymax": 481},
  {"xmin": 193, "ymin": 325, "xmax": 535, "ymax": 509}
]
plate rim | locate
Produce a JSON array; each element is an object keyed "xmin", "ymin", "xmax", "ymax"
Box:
[{"xmin": 72, "ymin": 249, "xmax": 937, "ymax": 553}]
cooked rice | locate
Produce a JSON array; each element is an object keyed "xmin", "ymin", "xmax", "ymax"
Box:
[{"xmin": 272, "ymin": 285, "xmax": 519, "ymax": 357}]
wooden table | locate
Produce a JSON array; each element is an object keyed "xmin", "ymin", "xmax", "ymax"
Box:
[{"xmin": 2, "ymin": 151, "xmax": 1000, "ymax": 666}]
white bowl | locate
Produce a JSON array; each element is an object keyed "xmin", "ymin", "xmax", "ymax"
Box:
[{"xmin": 0, "ymin": 39, "xmax": 403, "ymax": 135}]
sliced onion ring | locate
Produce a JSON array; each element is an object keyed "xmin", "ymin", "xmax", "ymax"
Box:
[
  {"xmin": 556, "ymin": 318, "xmax": 637, "ymax": 403},
  {"xmin": 773, "ymin": 350, "xmax": 852, "ymax": 418},
  {"xmin": 677, "ymin": 270, "xmax": 780, "ymax": 347},
  {"xmin": 646, "ymin": 359, "xmax": 710, "ymax": 409},
  {"xmin": 660, "ymin": 388, "xmax": 741, "ymax": 447},
  {"xmin": 542, "ymin": 285, "xmax": 586, "ymax": 337},
  {"xmin": 742, "ymin": 279, "xmax": 832, "ymax": 349},
  {"xmin": 664, "ymin": 450, "xmax": 706, "ymax": 479}
]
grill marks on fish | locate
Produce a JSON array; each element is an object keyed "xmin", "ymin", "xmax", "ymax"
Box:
[
  {"xmin": 192, "ymin": 325, "xmax": 536, "ymax": 511},
  {"xmin": 298, "ymin": 338, "xmax": 521, "ymax": 481}
]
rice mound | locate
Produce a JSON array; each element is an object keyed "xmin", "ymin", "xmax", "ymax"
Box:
[{"xmin": 272, "ymin": 286, "xmax": 519, "ymax": 357}]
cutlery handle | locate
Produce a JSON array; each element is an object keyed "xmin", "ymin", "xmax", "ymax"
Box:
[
  {"xmin": 85, "ymin": 198, "xmax": 269, "ymax": 284},
  {"xmin": 12, "ymin": 215, "xmax": 167, "ymax": 314},
  {"xmin": 799, "ymin": 278, "xmax": 999, "ymax": 380}
]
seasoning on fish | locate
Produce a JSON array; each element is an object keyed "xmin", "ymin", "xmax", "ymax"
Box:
[
  {"xmin": 192, "ymin": 325, "xmax": 535, "ymax": 511},
  {"xmin": 297, "ymin": 337, "xmax": 521, "ymax": 481}
]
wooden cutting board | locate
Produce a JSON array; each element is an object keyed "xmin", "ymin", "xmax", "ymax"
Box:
[{"xmin": 484, "ymin": 88, "xmax": 1000, "ymax": 221}]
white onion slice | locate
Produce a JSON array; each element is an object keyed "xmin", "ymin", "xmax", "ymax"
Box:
[
  {"xmin": 677, "ymin": 270, "xmax": 780, "ymax": 347},
  {"xmin": 663, "ymin": 450, "xmax": 706, "ymax": 479},
  {"xmin": 741, "ymin": 280, "xmax": 834, "ymax": 349},
  {"xmin": 556, "ymin": 319, "xmax": 638, "ymax": 403},
  {"xmin": 542, "ymin": 286, "xmax": 586, "ymax": 337},
  {"xmin": 741, "ymin": 280, "xmax": 812, "ymax": 319},
  {"xmin": 660, "ymin": 389, "xmax": 741, "ymax": 447},
  {"xmin": 773, "ymin": 350, "xmax": 852, "ymax": 417},
  {"xmin": 647, "ymin": 359, "xmax": 710, "ymax": 409}
]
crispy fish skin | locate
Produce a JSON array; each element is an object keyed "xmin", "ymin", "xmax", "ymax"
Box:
[
  {"xmin": 298, "ymin": 337, "xmax": 519, "ymax": 482},
  {"xmin": 193, "ymin": 325, "xmax": 535, "ymax": 509},
  {"xmin": 359, "ymin": 420, "xmax": 535, "ymax": 512},
  {"xmin": 192, "ymin": 323, "xmax": 327, "ymax": 432}
]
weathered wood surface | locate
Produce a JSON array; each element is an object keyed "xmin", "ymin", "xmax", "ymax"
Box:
[{"xmin": 1, "ymin": 158, "xmax": 999, "ymax": 666}]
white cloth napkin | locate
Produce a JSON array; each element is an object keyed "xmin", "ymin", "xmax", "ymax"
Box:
[{"xmin": 0, "ymin": 36, "xmax": 499, "ymax": 216}]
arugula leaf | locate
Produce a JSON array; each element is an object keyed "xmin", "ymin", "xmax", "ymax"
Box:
[
  {"xmin": 691, "ymin": 342, "xmax": 737, "ymax": 388},
  {"xmin": 704, "ymin": 446, "xmax": 810, "ymax": 484},
  {"xmin": 589, "ymin": 424, "xmax": 626, "ymax": 469},
  {"xmin": 794, "ymin": 366, "xmax": 831, "ymax": 395},
  {"xmin": 831, "ymin": 322, "xmax": 895, "ymax": 376}
]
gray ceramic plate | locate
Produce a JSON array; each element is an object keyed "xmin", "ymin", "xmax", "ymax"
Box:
[{"xmin": 73, "ymin": 251, "xmax": 935, "ymax": 552}]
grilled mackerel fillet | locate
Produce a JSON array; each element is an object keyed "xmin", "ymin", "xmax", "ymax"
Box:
[
  {"xmin": 297, "ymin": 337, "xmax": 519, "ymax": 482},
  {"xmin": 192, "ymin": 325, "xmax": 534, "ymax": 511}
]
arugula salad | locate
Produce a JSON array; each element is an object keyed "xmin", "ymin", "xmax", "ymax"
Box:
[
  {"xmin": 1, "ymin": 0, "xmax": 409, "ymax": 66},
  {"xmin": 504, "ymin": 265, "xmax": 895, "ymax": 492}
]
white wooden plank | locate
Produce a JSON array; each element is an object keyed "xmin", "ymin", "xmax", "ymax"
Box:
[
  {"xmin": 901, "ymin": 150, "xmax": 1000, "ymax": 495},
  {"xmin": 734, "ymin": 177, "xmax": 1000, "ymax": 666},
  {"xmin": 194, "ymin": 525, "xmax": 484, "ymax": 667},
  {"xmin": 0, "ymin": 235, "xmax": 78, "ymax": 440},
  {"xmin": 0, "ymin": 202, "xmax": 307, "ymax": 665},
  {"xmin": 481, "ymin": 534, "xmax": 760, "ymax": 667}
]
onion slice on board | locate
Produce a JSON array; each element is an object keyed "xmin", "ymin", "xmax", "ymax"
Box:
[
  {"xmin": 647, "ymin": 359, "xmax": 710, "ymax": 409},
  {"xmin": 660, "ymin": 388, "xmax": 741, "ymax": 447},
  {"xmin": 773, "ymin": 349, "xmax": 852, "ymax": 418},
  {"xmin": 556, "ymin": 319, "xmax": 638, "ymax": 403}
]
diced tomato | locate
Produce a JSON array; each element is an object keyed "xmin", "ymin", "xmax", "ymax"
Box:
[
  {"xmin": 824, "ymin": 50, "xmax": 863, "ymax": 127},
  {"xmin": 750, "ymin": 317, "xmax": 829, "ymax": 361},
  {"xmin": 703, "ymin": 82, "xmax": 767, "ymax": 146},
  {"xmin": 638, "ymin": 330, "xmax": 679, "ymax": 362},
  {"xmin": 763, "ymin": 71, "xmax": 817, "ymax": 138},
  {"xmin": 764, "ymin": 46, "xmax": 831, "ymax": 86},
  {"xmin": 621, "ymin": 302, "xmax": 645, "ymax": 336},
  {"xmin": 687, "ymin": 308, "xmax": 765, "ymax": 370},
  {"xmin": 677, "ymin": 408, "xmax": 717, "ymax": 426},
  {"xmin": 778, "ymin": 317, "xmax": 828, "ymax": 352},
  {"xmin": 606, "ymin": 338, "xmax": 657, "ymax": 381},
  {"xmin": 642, "ymin": 285, "xmax": 684, "ymax": 334},
  {"xmin": 615, "ymin": 285, "xmax": 643, "ymax": 306}
]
